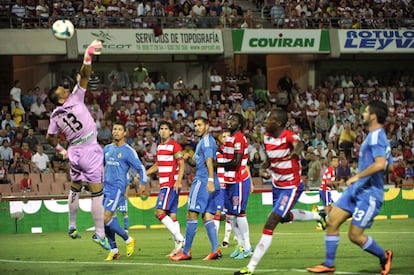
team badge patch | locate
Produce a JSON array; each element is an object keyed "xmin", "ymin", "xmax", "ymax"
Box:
[
  {"xmin": 234, "ymin": 142, "xmax": 241, "ymax": 150},
  {"xmin": 117, "ymin": 152, "xmax": 122, "ymax": 158},
  {"xmin": 232, "ymin": 196, "xmax": 239, "ymax": 205}
]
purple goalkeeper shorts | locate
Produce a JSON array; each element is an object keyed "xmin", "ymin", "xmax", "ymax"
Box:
[{"xmin": 68, "ymin": 143, "xmax": 103, "ymax": 183}]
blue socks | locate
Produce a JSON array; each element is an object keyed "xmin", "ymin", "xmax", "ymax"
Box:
[
  {"xmin": 324, "ymin": 235, "xmax": 339, "ymax": 266},
  {"xmin": 106, "ymin": 216, "xmax": 128, "ymax": 241},
  {"xmin": 123, "ymin": 215, "xmax": 129, "ymax": 231},
  {"xmin": 183, "ymin": 219, "xmax": 198, "ymax": 254},
  {"xmin": 362, "ymin": 236, "xmax": 386, "ymax": 262},
  {"xmin": 204, "ymin": 220, "xmax": 219, "ymax": 252}
]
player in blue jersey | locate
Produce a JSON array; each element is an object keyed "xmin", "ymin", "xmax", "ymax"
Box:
[
  {"xmin": 170, "ymin": 116, "xmax": 221, "ymax": 261},
  {"xmin": 307, "ymin": 100, "xmax": 393, "ymax": 275},
  {"xmin": 116, "ymin": 169, "xmax": 139, "ymax": 233},
  {"xmin": 103, "ymin": 122, "xmax": 147, "ymax": 261}
]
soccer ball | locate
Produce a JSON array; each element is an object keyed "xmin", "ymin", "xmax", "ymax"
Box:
[{"xmin": 52, "ymin": 19, "xmax": 75, "ymax": 40}]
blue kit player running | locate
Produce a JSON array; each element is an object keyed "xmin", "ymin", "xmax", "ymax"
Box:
[
  {"xmin": 170, "ymin": 116, "xmax": 221, "ymax": 261},
  {"xmin": 103, "ymin": 122, "xmax": 147, "ymax": 261},
  {"xmin": 307, "ymin": 100, "xmax": 393, "ymax": 275}
]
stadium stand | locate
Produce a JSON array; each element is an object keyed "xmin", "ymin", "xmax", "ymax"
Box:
[
  {"xmin": 1, "ymin": 0, "xmax": 413, "ymax": 203},
  {"xmin": 11, "ymin": 181, "xmax": 22, "ymax": 196},
  {"xmin": 36, "ymin": 180, "xmax": 51, "ymax": 196},
  {"xmin": 0, "ymin": 183, "xmax": 12, "ymax": 197},
  {"xmin": 54, "ymin": 172, "xmax": 71, "ymax": 194}
]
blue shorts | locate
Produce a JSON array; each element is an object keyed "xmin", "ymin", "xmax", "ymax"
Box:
[
  {"xmin": 117, "ymin": 195, "xmax": 128, "ymax": 213},
  {"xmin": 225, "ymin": 177, "xmax": 251, "ymax": 215},
  {"xmin": 155, "ymin": 186, "xmax": 180, "ymax": 214},
  {"xmin": 272, "ymin": 182, "xmax": 304, "ymax": 218},
  {"xmin": 103, "ymin": 186, "xmax": 123, "ymax": 213},
  {"xmin": 319, "ymin": 189, "xmax": 333, "ymax": 206},
  {"xmin": 335, "ymin": 182, "xmax": 383, "ymax": 229},
  {"xmin": 216, "ymin": 187, "xmax": 226, "ymax": 212},
  {"xmin": 188, "ymin": 177, "xmax": 219, "ymax": 214}
]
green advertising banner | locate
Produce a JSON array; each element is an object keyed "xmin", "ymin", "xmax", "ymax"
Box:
[
  {"xmin": 0, "ymin": 189, "xmax": 412, "ymax": 234},
  {"xmin": 232, "ymin": 29, "xmax": 331, "ymax": 53}
]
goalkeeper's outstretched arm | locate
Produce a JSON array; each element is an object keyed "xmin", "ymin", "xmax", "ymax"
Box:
[{"xmin": 79, "ymin": 39, "xmax": 102, "ymax": 90}]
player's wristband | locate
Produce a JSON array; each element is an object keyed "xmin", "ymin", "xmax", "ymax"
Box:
[
  {"xmin": 55, "ymin": 144, "xmax": 68, "ymax": 158},
  {"xmin": 83, "ymin": 54, "xmax": 92, "ymax": 65},
  {"xmin": 208, "ymin": 178, "xmax": 214, "ymax": 182},
  {"xmin": 55, "ymin": 144, "xmax": 64, "ymax": 152}
]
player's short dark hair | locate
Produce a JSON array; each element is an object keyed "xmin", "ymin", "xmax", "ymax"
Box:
[
  {"xmin": 48, "ymin": 86, "xmax": 61, "ymax": 106},
  {"xmin": 159, "ymin": 120, "xmax": 173, "ymax": 131},
  {"xmin": 232, "ymin": 113, "xmax": 245, "ymax": 129},
  {"xmin": 368, "ymin": 100, "xmax": 388, "ymax": 124},
  {"xmin": 194, "ymin": 116, "xmax": 209, "ymax": 124},
  {"xmin": 113, "ymin": 121, "xmax": 126, "ymax": 131},
  {"xmin": 269, "ymin": 108, "xmax": 288, "ymax": 126}
]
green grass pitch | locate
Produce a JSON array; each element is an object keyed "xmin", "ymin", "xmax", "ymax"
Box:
[{"xmin": 0, "ymin": 219, "xmax": 413, "ymax": 274}]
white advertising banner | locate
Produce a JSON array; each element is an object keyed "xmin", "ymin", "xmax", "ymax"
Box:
[
  {"xmin": 77, "ymin": 29, "xmax": 224, "ymax": 54},
  {"xmin": 338, "ymin": 29, "xmax": 414, "ymax": 53}
]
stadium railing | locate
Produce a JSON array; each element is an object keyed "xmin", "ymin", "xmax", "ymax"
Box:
[{"xmin": 1, "ymin": 14, "xmax": 413, "ymax": 29}]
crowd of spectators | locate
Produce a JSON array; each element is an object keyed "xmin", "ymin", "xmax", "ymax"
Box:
[
  {"xmin": 2, "ymin": 0, "xmax": 413, "ymax": 29},
  {"xmin": 3, "ymin": 54, "xmax": 414, "ymax": 189},
  {"xmin": 3, "ymin": 0, "xmax": 258, "ymax": 29},
  {"xmin": 2, "ymin": 65, "xmax": 414, "ymax": 191},
  {"xmin": 266, "ymin": 0, "xmax": 414, "ymax": 29}
]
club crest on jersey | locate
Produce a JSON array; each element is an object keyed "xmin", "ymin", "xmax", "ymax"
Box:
[
  {"xmin": 234, "ymin": 142, "xmax": 241, "ymax": 150},
  {"xmin": 280, "ymin": 195, "xmax": 289, "ymax": 207},
  {"xmin": 117, "ymin": 152, "xmax": 122, "ymax": 158},
  {"xmin": 159, "ymin": 193, "xmax": 165, "ymax": 201}
]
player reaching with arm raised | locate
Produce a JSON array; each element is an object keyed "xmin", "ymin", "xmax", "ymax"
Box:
[{"xmin": 46, "ymin": 40, "xmax": 110, "ymax": 250}]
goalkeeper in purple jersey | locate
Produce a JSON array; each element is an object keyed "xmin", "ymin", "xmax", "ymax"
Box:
[{"xmin": 46, "ymin": 40, "xmax": 110, "ymax": 251}]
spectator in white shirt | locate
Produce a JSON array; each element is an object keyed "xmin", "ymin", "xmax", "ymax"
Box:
[
  {"xmin": 192, "ymin": 0, "xmax": 206, "ymax": 16},
  {"xmin": 31, "ymin": 144, "xmax": 52, "ymax": 173},
  {"xmin": 0, "ymin": 139, "xmax": 13, "ymax": 166},
  {"xmin": 29, "ymin": 97, "xmax": 48, "ymax": 130}
]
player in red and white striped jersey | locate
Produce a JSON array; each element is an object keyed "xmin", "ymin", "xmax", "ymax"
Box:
[
  {"xmin": 219, "ymin": 113, "xmax": 253, "ymax": 259},
  {"xmin": 320, "ymin": 156, "xmax": 343, "ymax": 214},
  {"xmin": 235, "ymin": 108, "xmax": 304, "ymax": 275},
  {"xmin": 146, "ymin": 121, "xmax": 185, "ymax": 257},
  {"xmin": 214, "ymin": 130, "xmax": 233, "ymax": 248}
]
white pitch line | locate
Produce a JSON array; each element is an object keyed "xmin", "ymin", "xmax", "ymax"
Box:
[
  {"xmin": 272, "ymin": 231, "xmax": 414, "ymax": 235},
  {"xmin": 0, "ymin": 259, "xmax": 410, "ymax": 275}
]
